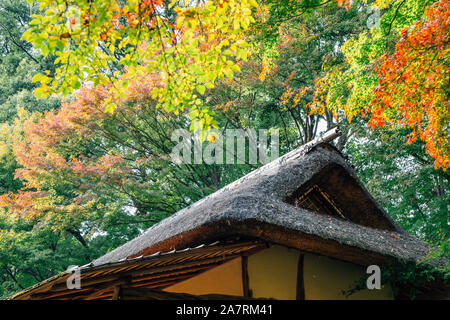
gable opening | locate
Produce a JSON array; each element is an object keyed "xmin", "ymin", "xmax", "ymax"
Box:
[
  {"xmin": 284, "ymin": 163, "xmax": 398, "ymax": 231},
  {"xmin": 293, "ymin": 184, "xmax": 346, "ymax": 220}
]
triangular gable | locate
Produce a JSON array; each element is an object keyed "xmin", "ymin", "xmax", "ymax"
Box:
[{"xmin": 285, "ymin": 162, "xmax": 399, "ymax": 231}]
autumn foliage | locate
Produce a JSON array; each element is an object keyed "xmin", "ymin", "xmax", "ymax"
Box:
[
  {"xmin": 370, "ymin": 0, "xmax": 449, "ymax": 168},
  {"xmin": 282, "ymin": 0, "xmax": 449, "ymax": 169},
  {"xmin": 0, "ymin": 75, "xmax": 158, "ymax": 221},
  {"xmin": 23, "ymin": 0, "xmax": 256, "ymax": 135}
]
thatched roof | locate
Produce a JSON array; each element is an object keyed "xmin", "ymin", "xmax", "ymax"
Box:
[{"xmin": 90, "ymin": 128, "xmax": 430, "ymax": 268}]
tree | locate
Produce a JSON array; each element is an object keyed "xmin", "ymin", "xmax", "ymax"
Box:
[
  {"xmin": 0, "ymin": 0, "xmax": 60, "ymax": 122},
  {"xmin": 22, "ymin": 0, "xmax": 257, "ymax": 135},
  {"xmin": 371, "ymin": 0, "xmax": 449, "ymax": 169},
  {"xmin": 345, "ymin": 126, "xmax": 449, "ymax": 242},
  {"xmin": 206, "ymin": 1, "xmax": 370, "ymax": 153},
  {"xmin": 312, "ymin": 0, "xmax": 449, "ymax": 168},
  {"xmin": 0, "ymin": 0, "xmax": 60, "ymax": 204}
]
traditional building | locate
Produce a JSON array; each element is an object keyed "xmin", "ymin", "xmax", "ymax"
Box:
[{"xmin": 9, "ymin": 128, "xmax": 445, "ymax": 300}]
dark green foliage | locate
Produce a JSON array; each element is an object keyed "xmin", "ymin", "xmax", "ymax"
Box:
[{"xmin": 345, "ymin": 127, "xmax": 449, "ymax": 242}]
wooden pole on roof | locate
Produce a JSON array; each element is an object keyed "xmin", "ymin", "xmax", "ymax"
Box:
[{"xmin": 318, "ymin": 126, "xmax": 342, "ymax": 143}]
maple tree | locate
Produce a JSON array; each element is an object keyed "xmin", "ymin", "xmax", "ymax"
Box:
[
  {"xmin": 307, "ymin": 0, "xmax": 449, "ymax": 169},
  {"xmin": 371, "ymin": 0, "xmax": 449, "ymax": 168},
  {"xmin": 1, "ymin": 80, "xmax": 161, "ymax": 223}
]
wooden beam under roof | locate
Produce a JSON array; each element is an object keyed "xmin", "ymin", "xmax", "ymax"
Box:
[{"xmin": 15, "ymin": 240, "xmax": 267, "ymax": 300}]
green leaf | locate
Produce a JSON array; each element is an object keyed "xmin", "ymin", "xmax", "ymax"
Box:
[
  {"xmin": 31, "ymin": 74, "xmax": 43, "ymax": 83},
  {"xmin": 196, "ymin": 84, "xmax": 206, "ymax": 95},
  {"xmin": 104, "ymin": 102, "xmax": 117, "ymax": 114}
]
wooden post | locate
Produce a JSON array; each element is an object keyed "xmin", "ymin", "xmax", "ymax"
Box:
[
  {"xmin": 296, "ymin": 254, "xmax": 305, "ymax": 300},
  {"xmin": 241, "ymin": 256, "xmax": 251, "ymax": 298}
]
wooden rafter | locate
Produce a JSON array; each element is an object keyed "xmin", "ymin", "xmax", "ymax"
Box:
[{"xmin": 17, "ymin": 241, "xmax": 267, "ymax": 300}]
